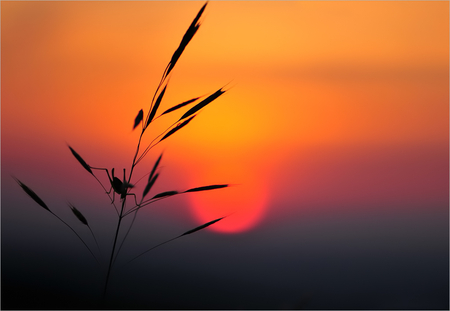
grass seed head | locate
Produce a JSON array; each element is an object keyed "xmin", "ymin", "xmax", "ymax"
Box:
[
  {"xmin": 161, "ymin": 97, "xmax": 200, "ymax": 116},
  {"xmin": 68, "ymin": 145, "xmax": 93, "ymax": 175},
  {"xmin": 160, "ymin": 115, "xmax": 196, "ymax": 142},
  {"xmin": 133, "ymin": 109, "xmax": 144, "ymax": 130},
  {"xmin": 69, "ymin": 203, "xmax": 88, "ymax": 226},
  {"xmin": 152, "ymin": 191, "xmax": 179, "ymax": 199},
  {"xmin": 179, "ymin": 88, "xmax": 225, "ymax": 121},
  {"xmin": 181, "ymin": 217, "xmax": 225, "ymax": 236},
  {"xmin": 184, "ymin": 184, "xmax": 228, "ymax": 193},
  {"xmin": 14, "ymin": 178, "xmax": 50, "ymax": 212}
]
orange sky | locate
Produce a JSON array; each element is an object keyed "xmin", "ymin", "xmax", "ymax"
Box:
[{"xmin": 2, "ymin": 1, "xmax": 448, "ymax": 233}]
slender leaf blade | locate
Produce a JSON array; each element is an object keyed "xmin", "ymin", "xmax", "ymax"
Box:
[
  {"xmin": 181, "ymin": 217, "xmax": 225, "ymax": 236},
  {"xmin": 68, "ymin": 145, "xmax": 93, "ymax": 175}
]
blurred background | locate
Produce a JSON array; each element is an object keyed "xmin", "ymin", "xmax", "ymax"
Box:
[{"xmin": 2, "ymin": 1, "xmax": 448, "ymax": 309}]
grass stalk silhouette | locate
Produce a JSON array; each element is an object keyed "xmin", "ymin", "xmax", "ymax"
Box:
[{"xmin": 15, "ymin": 2, "xmax": 232, "ymax": 304}]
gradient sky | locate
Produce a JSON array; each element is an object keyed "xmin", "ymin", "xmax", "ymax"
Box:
[{"xmin": 2, "ymin": 1, "xmax": 448, "ymax": 309}]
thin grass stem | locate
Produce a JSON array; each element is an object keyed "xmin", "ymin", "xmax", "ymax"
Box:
[
  {"xmin": 103, "ymin": 131, "xmax": 145, "ymax": 299},
  {"xmin": 102, "ymin": 213, "xmax": 123, "ymax": 300},
  {"xmin": 112, "ymin": 210, "xmax": 139, "ymax": 266},
  {"xmin": 87, "ymin": 225, "xmax": 101, "ymax": 255},
  {"xmin": 90, "ymin": 168, "xmax": 120, "ymax": 216},
  {"xmin": 122, "ymin": 194, "xmax": 178, "ymax": 217},
  {"xmin": 122, "ymin": 236, "xmax": 179, "ymax": 268},
  {"xmin": 135, "ymin": 119, "xmax": 180, "ymax": 165},
  {"xmin": 50, "ymin": 211, "xmax": 100, "ymax": 266}
]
